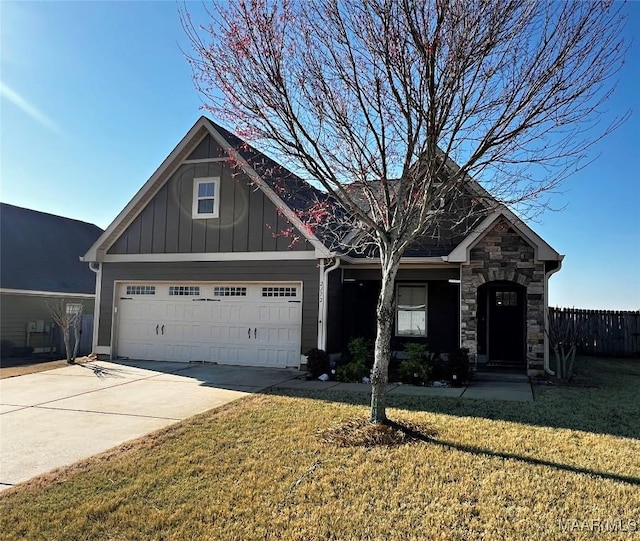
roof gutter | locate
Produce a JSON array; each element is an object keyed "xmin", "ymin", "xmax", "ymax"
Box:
[
  {"xmin": 87, "ymin": 262, "xmax": 102, "ymax": 356},
  {"xmin": 317, "ymin": 257, "xmax": 341, "ymax": 350}
]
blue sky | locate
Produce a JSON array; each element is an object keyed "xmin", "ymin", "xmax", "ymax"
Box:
[{"xmin": 1, "ymin": 1, "xmax": 638, "ymax": 310}]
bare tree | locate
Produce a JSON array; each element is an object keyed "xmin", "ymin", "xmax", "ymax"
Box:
[
  {"xmin": 47, "ymin": 299, "xmax": 84, "ymax": 364},
  {"xmin": 182, "ymin": 0, "xmax": 628, "ymax": 423},
  {"xmin": 546, "ymin": 308, "xmax": 588, "ymax": 382}
]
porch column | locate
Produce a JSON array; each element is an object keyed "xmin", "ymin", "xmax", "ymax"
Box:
[{"xmin": 460, "ymin": 263, "xmax": 480, "ymax": 361}]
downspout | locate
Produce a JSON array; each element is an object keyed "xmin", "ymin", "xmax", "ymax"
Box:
[
  {"xmin": 318, "ymin": 257, "xmax": 341, "ymax": 350},
  {"xmin": 544, "ymin": 257, "xmax": 564, "ymax": 375},
  {"xmin": 87, "ymin": 262, "xmax": 101, "ymax": 356}
]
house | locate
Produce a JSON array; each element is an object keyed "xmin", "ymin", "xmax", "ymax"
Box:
[
  {"xmin": 82, "ymin": 117, "xmax": 563, "ymax": 376},
  {"xmin": 0, "ymin": 203, "xmax": 103, "ymax": 355}
]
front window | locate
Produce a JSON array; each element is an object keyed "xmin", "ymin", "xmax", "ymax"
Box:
[
  {"xmin": 396, "ymin": 285, "xmax": 427, "ymax": 337},
  {"xmin": 192, "ymin": 178, "xmax": 220, "ymax": 219}
]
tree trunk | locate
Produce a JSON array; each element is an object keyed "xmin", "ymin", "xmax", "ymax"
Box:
[
  {"xmin": 369, "ymin": 260, "xmax": 400, "ymax": 423},
  {"xmin": 62, "ymin": 328, "xmax": 72, "ymax": 364},
  {"xmin": 71, "ymin": 321, "xmax": 81, "ymax": 363}
]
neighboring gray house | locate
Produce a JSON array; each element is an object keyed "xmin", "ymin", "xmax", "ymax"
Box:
[
  {"xmin": 82, "ymin": 117, "xmax": 563, "ymax": 375},
  {"xmin": 0, "ymin": 203, "xmax": 103, "ymax": 354}
]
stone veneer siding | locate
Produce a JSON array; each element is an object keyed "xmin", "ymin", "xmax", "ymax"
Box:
[{"xmin": 460, "ymin": 220, "xmax": 546, "ymax": 375}]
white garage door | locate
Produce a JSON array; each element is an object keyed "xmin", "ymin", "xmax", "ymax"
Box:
[{"xmin": 115, "ymin": 282, "xmax": 302, "ymax": 368}]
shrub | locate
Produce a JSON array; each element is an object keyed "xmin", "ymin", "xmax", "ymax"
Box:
[
  {"xmin": 336, "ymin": 359, "xmax": 369, "ymax": 383},
  {"xmin": 398, "ymin": 343, "xmax": 431, "ymax": 385},
  {"xmin": 348, "ymin": 337, "xmax": 374, "ymax": 369},
  {"xmin": 448, "ymin": 347, "xmax": 470, "ymax": 386},
  {"xmin": 305, "ymin": 348, "xmax": 330, "ymax": 378},
  {"xmin": 8, "ymin": 345, "xmax": 34, "ymax": 358},
  {"xmin": 335, "ymin": 337, "xmax": 374, "ymax": 382},
  {"xmin": 0, "ymin": 339, "xmax": 15, "ymax": 359}
]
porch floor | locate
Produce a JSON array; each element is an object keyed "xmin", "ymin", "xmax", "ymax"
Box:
[{"xmin": 272, "ymin": 376, "xmax": 533, "ymax": 402}]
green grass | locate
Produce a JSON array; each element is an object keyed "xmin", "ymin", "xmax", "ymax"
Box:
[{"xmin": 1, "ymin": 357, "xmax": 639, "ymax": 540}]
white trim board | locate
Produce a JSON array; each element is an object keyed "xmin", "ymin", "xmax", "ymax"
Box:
[
  {"xmin": 339, "ymin": 256, "xmax": 451, "ymax": 266},
  {"xmin": 101, "ymin": 251, "xmax": 319, "ymax": 263},
  {"xmin": 0, "ymin": 288, "xmax": 95, "ymax": 298}
]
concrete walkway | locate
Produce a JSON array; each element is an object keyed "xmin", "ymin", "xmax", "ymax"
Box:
[
  {"xmin": 0, "ymin": 360, "xmax": 299, "ymax": 491},
  {"xmin": 0, "ymin": 360, "xmax": 532, "ymax": 491},
  {"xmin": 273, "ymin": 373, "xmax": 533, "ymax": 402}
]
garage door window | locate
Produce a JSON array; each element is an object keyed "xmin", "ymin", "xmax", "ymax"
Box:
[
  {"xmin": 126, "ymin": 285, "xmax": 156, "ymax": 295},
  {"xmin": 213, "ymin": 286, "xmax": 247, "ymax": 297},
  {"xmin": 262, "ymin": 286, "xmax": 297, "ymax": 297},
  {"xmin": 169, "ymin": 286, "xmax": 200, "ymax": 296}
]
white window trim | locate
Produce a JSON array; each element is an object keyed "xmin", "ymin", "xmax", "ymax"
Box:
[
  {"xmin": 395, "ymin": 283, "xmax": 428, "ymax": 338},
  {"xmin": 192, "ymin": 177, "xmax": 220, "ymax": 219}
]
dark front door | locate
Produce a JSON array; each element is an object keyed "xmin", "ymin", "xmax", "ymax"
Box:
[{"xmin": 485, "ymin": 282, "xmax": 526, "ymax": 368}]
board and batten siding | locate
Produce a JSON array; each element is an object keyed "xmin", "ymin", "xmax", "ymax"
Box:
[
  {"xmin": 97, "ymin": 260, "xmax": 320, "ymax": 356},
  {"xmin": 108, "ymin": 136, "xmax": 312, "ymax": 256}
]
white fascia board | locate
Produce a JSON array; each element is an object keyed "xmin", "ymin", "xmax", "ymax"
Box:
[
  {"xmin": 339, "ymin": 255, "xmax": 452, "ymax": 266},
  {"xmin": 203, "ymin": 119, "xmax": 332, "ymax": 258},
  {"xmin": 83, "ymin": 117, "xmax": 213, "ymax": 262},
  {"xmin": 101, "ymin": 251, "xmax": 318, "ymax": 263},
  {"xmin": 447, "ymin": 210, "xmax": 562, "ymax": 263},
  {"xmin": 0, "ymin": 288, "xmax": 95, "ymax": 298}
]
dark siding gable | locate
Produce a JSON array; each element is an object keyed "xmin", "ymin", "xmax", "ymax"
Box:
[
  {"xmin": 108, "ymin": 152, "xmax": 314, "ymax": 255},
  {"xmin": 187, "ymin": 134, "xmax": 226, "ymax": 160}
]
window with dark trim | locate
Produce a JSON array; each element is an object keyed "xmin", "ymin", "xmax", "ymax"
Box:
[
  {"xmin": 396, "ymin": 284, "xmax": 427, "ymax": 337},
  {"xmin": 495, "ymin": 291, "xmax": 518, "ymax": 307}
]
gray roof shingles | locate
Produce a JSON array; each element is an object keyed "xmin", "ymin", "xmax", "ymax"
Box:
[{"xmin": 0, "ymin": 203, "xmax": 103, "ymax": 294}]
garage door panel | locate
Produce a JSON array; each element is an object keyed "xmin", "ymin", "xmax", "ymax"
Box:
[{"xmin": 116, "ymin": 282, "xmax": 302, "ymax": 367}]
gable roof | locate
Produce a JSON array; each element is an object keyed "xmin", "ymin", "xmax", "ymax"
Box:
[
  {"xmin": 0, "ymin": 203, "xmax": 103, "ymax": 294},
  {"xmin": 82, "ymin": 116, "xmax": 560, "ymax": 264},
  {"xmin": 447, "ymin": 210, "xmax": 562, "ymax": 262},
  {"xmin": 83, "ymin": 116, "xmax": 332, "ymax": 262}
]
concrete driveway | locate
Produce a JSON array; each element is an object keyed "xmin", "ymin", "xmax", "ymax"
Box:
[{"xmin": 0, "ymin": 360, "xmax": 299, "ymax": 491}]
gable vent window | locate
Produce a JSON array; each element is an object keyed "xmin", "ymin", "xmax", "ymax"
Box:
[
  {"xmin": 262, "ymin": 286, "xmax": 297, "ymax": 297},
  {"xmin": 213, "ymin": 286, "xmax": 247, "ymax": 297},
  {"xmin": 192, "ymin": 177, "xmax": 220, "ymax": 219},
  {"xmin": 169, "ymin": 286, "xmax": 200, "ymax": 296},
  {"xmin": 126, "ymin": 285, "xmax": 156, "ymax": 295}
]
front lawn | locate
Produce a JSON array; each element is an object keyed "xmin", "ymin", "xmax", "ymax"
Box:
[{"xmin": 1, "ymin": 357, "xmax": 639, "ymax": 540}]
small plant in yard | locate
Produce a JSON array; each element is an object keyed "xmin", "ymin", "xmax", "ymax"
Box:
[
  {"xmin": 305, "ymin": 348, "xmax": 330, "ymax": 378},
  {"xmin": 46, "ymin": 299, "xmax": 84, "ymax": 364},
  {"xmin": 347, "ymin": 337, "xmax": 374, "ymax": 369},
  {"xmin": 398, "ymin": 343, "xmax": 432, "ymax": 385},
  {"xmin": 335, "ymin": 359, "xmax": 369, "ymax": 383},
  {"xmin": 0, "ymin": 339, "xmax": 15, "ymax": 359},
  {"xmin": 448, "ymin": 348, "xmax": 470, "ymax": 386},
  {"xmin": 335, "ymin": 337, "xmax": 373, "ymax": 382},
  {"xmin": 546, "ymin": 308, "xmax": 587, "ymax": 382}
]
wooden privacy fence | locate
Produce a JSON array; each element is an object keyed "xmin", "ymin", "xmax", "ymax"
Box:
[{"xmin": 549, "ymin": 308, "xmax": 640, "ymax": 358}]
